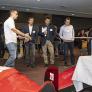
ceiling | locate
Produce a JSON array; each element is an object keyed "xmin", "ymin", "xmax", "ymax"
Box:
[{"xmin": 0, "ymin": 0, "xmax": 92, "ymax": 18}]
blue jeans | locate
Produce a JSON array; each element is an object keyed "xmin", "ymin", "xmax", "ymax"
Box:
[
  {"xmin": 24, "ymin": 43, "xmax": 35, "ymax": 65},
  {"xmin": 64, "ymin": 42, "xmax": 75, "ymax": 65},
  {"xmin": 4, "ymin": 42, "xmax": 17, "ymax": 67}
]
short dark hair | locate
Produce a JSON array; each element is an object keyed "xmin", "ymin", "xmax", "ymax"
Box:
[
  {"xmin": 44, "ymin": 16, "xmax": 51, "ymax": 20},
  {"xmin": 65, "ymin": 17, "xmax": 71, "ymax": 21},
  {"xmin": 10, "ymin": 9, "xmax": 18, "ymax": 14},
  {"xmin": 28, "ymin": 16, "xmax": 34, "ymax": 20}
]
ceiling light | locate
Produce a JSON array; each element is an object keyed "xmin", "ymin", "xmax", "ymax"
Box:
[
  {"xmin": 26, "ymin": 8, "xmax": 30, "ymax": 11},
  {"xmin": 72, "ymin": 14, "xmax": 75, "ymax": 16},
  {"xmin": 37, "ymin": 0, "xmax": 40, "ymax": 2},
  {"xmin": 1, "ymin": 6, "xmax": 5, "ymax": 9}
]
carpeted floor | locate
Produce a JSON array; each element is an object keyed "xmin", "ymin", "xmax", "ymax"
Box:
[{"xmin": 1, "ymin": 48, "xmax": 91, "ymax": 91}]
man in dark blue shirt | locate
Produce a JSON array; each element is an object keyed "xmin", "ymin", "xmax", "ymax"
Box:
[
  {"xmin": 39, "ymin": 17, "xmax": 56, "ymax": 67},
  {"xmin": 22, "ymin": 17, "xmax": 39, "ymax": 68}
]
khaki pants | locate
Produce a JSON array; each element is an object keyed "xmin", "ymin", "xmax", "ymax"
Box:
[{"xmin": 42, "ymin": 40, "xmax": 54, "ymax": 64}]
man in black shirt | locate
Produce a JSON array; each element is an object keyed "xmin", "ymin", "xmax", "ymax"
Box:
[
  {"xmin": 39, "ymin": 17, "xmax": 56, "ymax": 67},
  {"xmin": 88, "ymin": 28, "xmax": 92, "ymax": 55},
  {"xmin": 22, "ymin": 17, "xmax": 39, "ymax": 68},
  {"xmin": 0, "ymin": 22, "xmax": 5, "ymax": 58}
]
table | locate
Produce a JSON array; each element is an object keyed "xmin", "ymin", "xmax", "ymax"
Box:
[{"xmin": 72, "ymin": 56, "xmax": 92, "ymax": 92}]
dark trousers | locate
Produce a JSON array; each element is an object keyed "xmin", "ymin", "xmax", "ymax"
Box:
[
  {"xmin": 24, "ymin": 43, "xmax": 35, "ymax": 65},
  {"xmin": 0, "ymin": 42, "xmax": 5, "ymax": 58},
  {"xmin": 88, "ymin": 40, "xmax": 92, "ymax": 55},
  {"xmin": 64, "ymin": 42, "xmax": 75, "ymax": 65}
]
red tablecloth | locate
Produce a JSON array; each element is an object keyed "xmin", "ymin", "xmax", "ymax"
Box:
[
  {"xmin": 59, "ymin": 67, "xmax": 75, "ymax": 90},
  {"xmin": 0, "ymin": 68, "xmax": 40, "ymax": 92}
]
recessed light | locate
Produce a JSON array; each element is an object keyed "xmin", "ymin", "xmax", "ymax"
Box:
[
  {"xmin": 37, "ymin": 0, "xmax": 40, "ymax": 2},
  {"xmin": 72, "ymin": 14, "xmax": 75, "ymax": 16},
  {"xmin": 1, "ymin": 6, "xmax": 5, "ymax": 9},
  {"xmin": 26, "ymin": 8, "xmax": 30, "ymax": 11}
]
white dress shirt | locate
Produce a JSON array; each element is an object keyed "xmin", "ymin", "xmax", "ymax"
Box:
[{"xmin": 29, "ymin": 25, "xmax": 33, "ymax": 35}]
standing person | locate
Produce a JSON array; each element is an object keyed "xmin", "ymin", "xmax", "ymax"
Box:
[
  {"xmin": 80, "ymin": 30, "xmax": 87, "ymax": 56},
  {"xmin": 4, "ymin": 9, "xmax": 31, "ymax": 67},
  {"xmin": 77, "ymin": 31, "xmax": 82, "ymax": 50},
  {"xmin": 39, "ymin": 17, "xmax": 56, "ymax": 67},
  {"xmin": 22, "ymin": 17, "xmax": 39, "ymax": 68},
  {"xmin": 88, "ymin": 28, "xmax": 92, "ymax": 55},
  {"xmin": 54, "ymin": 26, "xmax": 60, "ymax": 57},
  {"xmin": 59, "ymin": 17, "xmax": 75, "ymax": 66},
  {"xmin": 0, "ymin": 22, "xmax": 5, "ymax": 58}
]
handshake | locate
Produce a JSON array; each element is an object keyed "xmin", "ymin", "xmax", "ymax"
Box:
[
  {"xmin": 24, "ymin": 33, "xmax": 31, "ymax": 42},
  {"xmin": 18, "ymin": 33, "xmax": 31, "ymax": 42}
]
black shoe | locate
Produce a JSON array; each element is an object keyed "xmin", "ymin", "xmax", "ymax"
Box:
[
  {"xmin": 44, "ymin": 64, "xmax": 48, "ymax": 67},
  {"xmin": 30, "ymin": 64, "xmax": 35, "ymax": 68},
  {"xmin": 71, "ymin": 63, "xmax": 75, "ymax": 66},
  {"xmin": 27, "ymin": 63, "xmax": 35, "ymax": 68},
  {"xmin": 55, "ymin": 55, "xmax": 58, "ymax": 57},
  {"xmin": 26, "ymin": 64, "xmax": 30, "ymax": 67},
  {"xmin": 64, "ymin": 62, "xmax": 67, "ymax": 66}
]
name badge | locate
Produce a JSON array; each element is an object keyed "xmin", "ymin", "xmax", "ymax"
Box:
[
  {"xmin": 50, "ymin": 29, "xmax": 53, "ymax": 31},
  {"xmin": 67, "ymin": 30, "xmax": 70, "ymax": 32},
  {"xmin": 33, "ymin": 31, "xmax": 35, "ymax": 33},
  {"xmin": 42, "ymin": 27, "xmax": 47, "ymax": 33},
  {"xmin": 50, "ymin": 73, "xmax": 54, "ymax": 81}
]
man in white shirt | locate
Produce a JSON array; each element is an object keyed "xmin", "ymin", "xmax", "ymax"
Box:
[
  {"xmin": 59, "ymin": 17, "xmax": 75, "ymax": 66},
  {"xmin": 4, "ymin": 9, "xmax": 31, "ymax": 67}
]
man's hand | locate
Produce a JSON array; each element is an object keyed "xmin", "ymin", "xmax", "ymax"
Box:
[
  {"xmin": 24, "ymin": 33, "xmax": 31, "ymax": 40},
  {"xmin": 24, "ymin": 37, "xmax": 30, "ymax": 42},
  {"xmin": 44, "ymin": 31, "xmax": 47, "ymax": 35},
  {"xmin": 17, "ymin": 35, "xmax": 25, "ymax": 39},
  {"xmin": 24, "ymin": 33, "xmax": 31, "ymax": 42}
]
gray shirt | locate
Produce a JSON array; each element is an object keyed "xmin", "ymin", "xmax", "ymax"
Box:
[{"xmin": 59, "ymin": 25, "xmax": 75, "ymax": 42}]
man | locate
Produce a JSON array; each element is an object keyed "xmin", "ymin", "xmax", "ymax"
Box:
[
  {"xmin": 0, "ymin": 22, "xmax": 5, "ymax": 58},
  {"xmin": 59, "ymin": 17, "xmax": 75, "ymax": 66},
  {"xmin": 4, "ymin": 9, "xmax": 30, "ymax": 67},
  {"xmin": 88, "ymin": 28, "xmax": 92, "ymax": 55},
  {"xmin": 54, "ymin": 26, "xmax": 60, "ymax": 57},
  {"xmin": 39, "ymin": 17, "xmax": 56, "ymax": 67},
  {"xmin": 22, "ymin": 17, "xmax": 39, "ymax": 68},
  {"xmin": 79, "ymin": 29, "xmax": 87, "ymax": 56}
]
